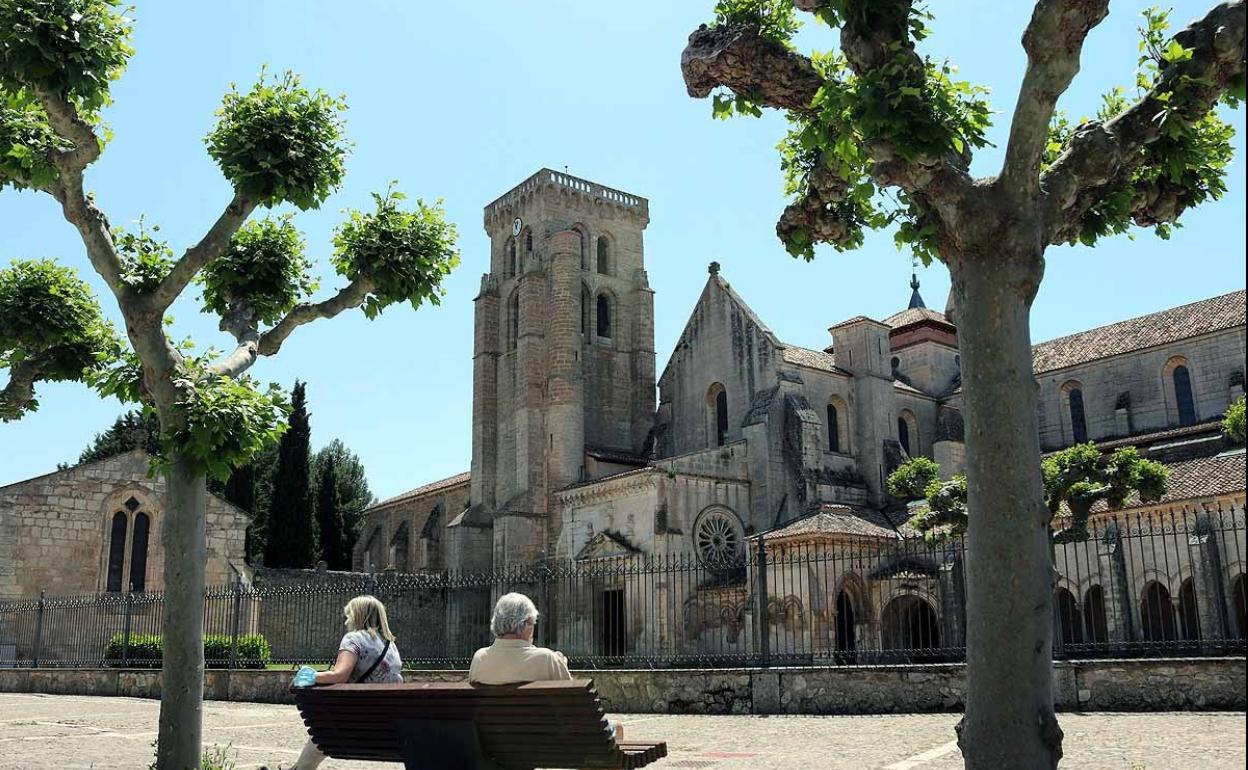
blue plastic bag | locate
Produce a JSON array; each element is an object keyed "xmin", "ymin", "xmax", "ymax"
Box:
[{"xmin": 292, "ymin": 666, "xmax": 317, "ymax": 688}]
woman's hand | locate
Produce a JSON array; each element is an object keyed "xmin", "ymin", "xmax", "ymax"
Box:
[{"xmin": 314, "ymin": 650, "xmax": 358, "ymax": 685}]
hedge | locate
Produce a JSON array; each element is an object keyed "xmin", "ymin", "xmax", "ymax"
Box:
[{"xmin": 104, "ymin": 633, "xmax": 271, "ymax": 669}]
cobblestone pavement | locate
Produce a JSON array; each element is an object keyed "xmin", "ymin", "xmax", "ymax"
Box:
[{"xmin": 0, "ymin": 693, "xmax": 1243, "ymax": 769}]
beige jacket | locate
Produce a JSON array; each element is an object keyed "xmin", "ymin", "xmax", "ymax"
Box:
[{"xmin": 468, "ymin": 638, "xmax": 573, "ymax": 685}]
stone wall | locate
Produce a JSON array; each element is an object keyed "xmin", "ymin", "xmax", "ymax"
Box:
[
  {"xmin": 352, "ymin": 479, "xmax": 470, "ymax": 573},
  {"xmin": 0, "ymin": 450, "xmax": 247, "ymax": 601},
  {"xmin": 1, "ymin": 658, "xmax": 1241, "ymax": 713},
  {"xmin": 1035, "ymin": 326, "xmax": 1245, "ymax": 451}
]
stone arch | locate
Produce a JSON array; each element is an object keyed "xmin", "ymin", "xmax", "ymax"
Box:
[
  {"xmin": 880, "ymin": 593, "xmax": 941, "ymax": 655},
  {"xmin": 835, "ymin": 572, "xmax": 867, "ymax": 657},
  {"xmin": 1177, "ymin": 577, "xmax": 1201, "ymax": 642},
  {"xmin": 571, "ymin": 223, "xmax": 590, "ymax": 270},
  {"xmin": 706, "ymin": 382, "xmax": 728, "ymax": 447},
  {"xmin": 1060, "ymin": 379, "xmax": 1089, "ymax": 444},
  {"xmin": 596, "ymin": 232, "xmax": 613, "ymax": 275},
  {"xmin": 827, "ymin": 395, "xmax": 851, "ymax": 453},
  {"xmin": 390, "ymin": 522, "xmax": 410, "ymax": 572},
  {"xmin": 1140, "ymin": 580, "xmax": 1178, "ymax": 642},
  {"xmin": 1054, "ymin": 585, "xmax": 1083, "ymax": 648},
  {"xmin": 1162, "ymin": 356, "xmax": 1199, "ymax": 426},
  {"xmin": 1082, "ymin": 583, "xmax": 1109, "ymax": 644},
  {"xmin": 897, "ymin": 408, "xmax": 918, "ymax": 457},
  {"xmin": 363, "ymin": 527, "xmax": 385, "ymax": 572},
  {"xmin": 595, "ymin": 288, "xmax": 615, "ymax": 339}
]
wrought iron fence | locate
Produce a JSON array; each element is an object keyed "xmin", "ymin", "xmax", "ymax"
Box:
[{"xmin": 1, "ymin": 505, "xmax": 1244, "ymax": 670}]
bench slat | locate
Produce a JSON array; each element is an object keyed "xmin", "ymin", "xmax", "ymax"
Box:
[{"xmin": 292, "ymin": 680, "xmax": 667, "ymax": 769}]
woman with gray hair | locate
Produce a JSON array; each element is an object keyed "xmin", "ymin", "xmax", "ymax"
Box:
[{"xmin": 469, "ymin": 592, "xmax": 623, "ymax": 741}]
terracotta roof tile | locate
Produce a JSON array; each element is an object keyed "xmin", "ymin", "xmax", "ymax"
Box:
[
  {"xmin": 1032, "ymin": 290, "xmax": 1245, "ymax": 374},
  {"xmin": 765, "ymin": 505, "xmax": 907, "ymax": 540},
  {"xmin": 781, "ymin": 346, "xmax": 843, "ymax": 373},
  {"xmin": 883, "ymin": 306, "xmax": 952, "ymax": 330},
  {"xmin": 370, "ymin": 472, "xmax": 470, "ymax": 510},
  {"xmin": 1093, "ymin": 449, "xmax": 1246, "ymax": 512}
]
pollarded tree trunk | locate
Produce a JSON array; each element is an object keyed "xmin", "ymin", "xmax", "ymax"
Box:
[
  {"xmin": 949, "ymin": 245, "xmax": 1060, "ymax": 769},
  {"xmin": 156, "ymin": 454, "xmax": 208, "ymax": 770}
]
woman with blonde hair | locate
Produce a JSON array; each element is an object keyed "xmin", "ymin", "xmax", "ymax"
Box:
[{"xmin": 293, "ymin": 595, "xmax": 403, "ymax": 769}]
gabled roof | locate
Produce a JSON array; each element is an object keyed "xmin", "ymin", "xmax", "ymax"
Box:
[
  {"xmin": 764, "ymin": 504, "xmax": 912, "ymax": 540},
  {"xmin": 1032, "ymin": 289, "xmax": 1245, "ymax": 374},
  {"xmin": 660, "ymin": 268, "xmax": 784, "ymax": 383},
  {"xmin": 369, "ymin": 471, "xmax": 470, "ymax": 512}
]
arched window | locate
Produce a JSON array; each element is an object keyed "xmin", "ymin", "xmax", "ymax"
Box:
[
  {"xmin": 505, "ymin": 237, "xmax": 517, "ymax": 278},
  {"xmin": 897, "ymin": 410, "xmax": 917, "ymax": 456},
  {"xmin": 1178, "ymin": 578, "xmax": 1200, "ymax": 642},
  {"xmin": 128, "ymin": 512, "xmax": 150, "ymax": 593},
  {"xmin": 1083, "ymin": 585, "xmax": 1109, "ymax": 644},
  {"xmin": 827, "ymin": 396, "xmax": 850, "ymax": 453},
  {"xmin": 1068, "ymin": 387, "xmax": 1088, "ymax": 443},
  {"xmin": 507, "ymin": 292, "xmax": 519, "ymax": 351},
  {"xmin": 581, "ymin": 284, "xmax": 592, "ymax": 337},
  {"xmin": 106, "ymin": 512, "xmax": 128, "ymax": 593},
  {"xmin": 835, "ymin": 590, "xmax": 856, "ymax": 654},
  {"xmin": 596, "ymin": 293, "xmax": 612, "ymax": 338},
  {"xmin": 576, "ymin": 227, "xmax": 588, "ymax": 270},
  {"xmin": 706, "ymin": 383, "xmax": 729, "ymax": 447},
  {"xmin": 890, "ymin": 356, "xmax": 900, "ymax": 372},
  {"xmin": 525, "ymin": 229, "xmax": 533, "ymax": 255},
  {"xmin": 1054, "ymin": 587, "xmax": 1083, "ymax": 650},
  {"xmin": 1163, "ymin": 357, "xmax": 1198, "ymax": 426},
  {"xmin": 1173, "ymin": 365, "xmax": 1196, "ymax": 425},
  {"xmin": 1141, "ymin": 581, "xmax": 1177, "ymax": 642},
  {"xmin": 596, "ymin": 236, "xmax": 610, "ymax": 275}
]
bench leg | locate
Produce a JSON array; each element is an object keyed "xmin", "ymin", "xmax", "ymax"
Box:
[{"xmin": 395, "ymin": 718, "xmax": 505, "ymax": 770}]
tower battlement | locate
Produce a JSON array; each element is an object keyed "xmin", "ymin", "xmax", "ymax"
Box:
[{"xmin": 484, "ymin": 168, "xmax": 649, "ymax": 229}]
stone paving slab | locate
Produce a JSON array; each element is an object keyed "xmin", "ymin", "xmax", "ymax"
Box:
[{"xmin": 0, "ymin": 693, "xmax": 1243, "ymax": 769}]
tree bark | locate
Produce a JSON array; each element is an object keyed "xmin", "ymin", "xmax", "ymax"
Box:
[
  {"xmin": 156, "ymin": 454, "xmax": 208, "ymax": 770},
  {"xmin": 950, "ymin": 249, "xmax": 1062, "ymax": 769}
]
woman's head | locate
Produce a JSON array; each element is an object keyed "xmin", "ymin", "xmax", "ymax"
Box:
[
  {"xmin": 490, "ymin": 592, "xmax": 539, "ymax": 640},
  {"xmin": 343, "ymin": 595, "xmax": 395, "ymax": 641}
]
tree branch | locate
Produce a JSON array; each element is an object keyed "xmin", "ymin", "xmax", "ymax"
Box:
[
  {"xmin": 210, "ymin": 277, "xmax": 375, "ymax": 378},
  {"xmin": 1041, "ymin": 0, "xmax": 1245, "ymax": 243},
  {"xmin": 0, "ymin": 355, "xmax": 44, "ymax": 421},
  {"xmin": 34, "ymin": 90, "xmax": 127, "ymax": 297},
  {"xmin": 1000, "ymin": 0, "xmax": 1110, "ymax": 192},
  {"xmin": 151, "ymin": 192, "xmax": 256, "ymax": 312},
  {"xmin": 681, "ymin": 24, "xmax": 822, "ymax": 112}
]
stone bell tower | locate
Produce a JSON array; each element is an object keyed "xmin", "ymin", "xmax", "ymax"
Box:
[{"xmin": 466, "ymin": 169, "xmax": 654, "ymax": 569}]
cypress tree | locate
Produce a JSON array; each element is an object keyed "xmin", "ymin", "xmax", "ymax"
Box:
[
  {"xmin": 263, "ymin": 381, "xmax": 316, "ymax": 567},
  {"xmin": 315, "ymin": 453, "xmax": 349, "ymax": 569}
]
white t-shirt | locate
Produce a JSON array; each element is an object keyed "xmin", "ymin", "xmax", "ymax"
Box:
[{"xmin": 339, "ymin": 630, "xmax": 402, "ymax": 683}]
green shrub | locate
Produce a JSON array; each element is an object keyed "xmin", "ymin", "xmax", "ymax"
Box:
[{"xmin": 105, "ymin": 633, "xmax": 270, "ymax": 668}]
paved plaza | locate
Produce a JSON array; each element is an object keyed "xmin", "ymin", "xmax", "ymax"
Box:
[{"xmin": 0, "ymin": 693, "xmax": 1243, "ymax": 769}]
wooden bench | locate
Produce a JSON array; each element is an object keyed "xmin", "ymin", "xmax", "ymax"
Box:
[{"xmin": 291, "ymin": 679, "xmax": 667, "ymax": 770}]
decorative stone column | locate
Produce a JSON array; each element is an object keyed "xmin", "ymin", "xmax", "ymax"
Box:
[
  {"xmin": 1098, "ymin": 521, "xmax": 1135, "ymax": 643},
  {"xmin": 1189, "ymin": 513, "xmax": 1230, "ymax": 646}
]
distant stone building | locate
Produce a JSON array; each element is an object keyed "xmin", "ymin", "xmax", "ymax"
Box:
[
  {"xmin": 342, "ymin": 170, "xmax": 1246, "ymax": 661},
  {"xmin": 0, "ymin": 449, "xmax": 248, "ymax": 601}
]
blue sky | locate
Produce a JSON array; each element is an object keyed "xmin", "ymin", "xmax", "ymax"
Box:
[{"xmin": 1, "ymin": 1, "xmax": 1243, "ymax": 499}]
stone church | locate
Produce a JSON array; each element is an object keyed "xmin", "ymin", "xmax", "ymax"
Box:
[
  {"xmin": 354, "ymin": 169, "xmax": 1245, "ymax": 659},
  {"xmin": 356, "ymin": 168, "xmax": 1246, "ymax": 574}
]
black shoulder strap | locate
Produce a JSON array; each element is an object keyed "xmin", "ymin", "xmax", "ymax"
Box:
[{"xmin": 353, "ymin": 639, "xmax": 392, "ymax": 683}]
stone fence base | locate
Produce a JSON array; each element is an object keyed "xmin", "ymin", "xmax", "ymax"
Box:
[{"xmin": 0, "ymin": 658, "xmax": 1242, "ymax": 715}]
